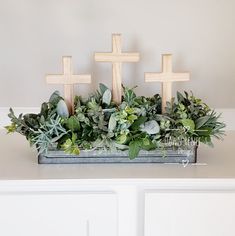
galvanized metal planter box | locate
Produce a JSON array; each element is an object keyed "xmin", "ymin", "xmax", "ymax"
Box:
[{"xmin": 38, "ymin": 145, "xmax": 198, "ymax": 164}]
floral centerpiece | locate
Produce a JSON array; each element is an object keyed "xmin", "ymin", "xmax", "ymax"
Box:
[{"xmin": 6, "ymin": 84, "xmax": 225, "ymax": 163}]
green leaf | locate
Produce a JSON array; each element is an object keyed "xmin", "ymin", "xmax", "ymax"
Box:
[
  {"xmin": 142, "ymin": 137, "xmax": 150, "ymax": 146},
  {"xmin": 141, "ymin": 138, "xmax": 156, "ymax": 150},
  {"xmin": 116, "ymin": 134, "xmax": 127, "ymax": 144},
  {"xmin": 65, "ymin": 117, "xmax": 80, "ymax": 132},
  {"xmin": 123, "ymin": 87, "xmax": 137, "ymax": 105},
  {"xmin": 128, "ymin": 114, "xmax": 138, "ymax": 123},
  {"xmin": 99, "ymin": 83, "xmax": 109, "ymax": 95},
  {"xmin": 108, "ymin": 114, "xmax": 117, "ymax": 131},
  {"xmin": 181, "ymin": 119, "xmax": 195, "ymax": 132},
  {"xmin": 177, "ymin": 91, "xmax": 185, "ymax": 103},
  {"xmin": 129, "ymin": 140, "xmax": 141, "ymax": 159},
  {"xmin": 102, "ymin": 89, "xmax": 112, "ymax": 105},
  {"xmin": 49, "ymin": 91, "xmax": 62, "ymax": 106},
  {"xmin": 40, "ymin": 103, "xmax": 49, "ymax": 118},
  {"xmin": 23, "ymin": 114, "xmax": 40, "ymax": 129},
  {"xmin": 131, "ymin": 116, "xmax": 147, "ymax": 130},
  {"xmin": 56, "ymin": 100, "xmax": 69, "ymax": 118},
  {"xmin": 196, "ymin": 126, "xmax": 212, "ymax": 136},
  {"xmin": 62, "ymin": 138, "xmax": 80, "ymax": 155},
  {"xmin": 140, "ymin": 120, "xmax": 160, "ymax": 134},
  {"xmin": 5, "ymin": 123, "xmax": 17, "ymax": 133},
  {"xmin": 8, "ymin": 108, "xmax": 14, "ymax": 119},
  {"xmin": 195, "ymin": 116, "xmax": 210, "ymax": 129}
]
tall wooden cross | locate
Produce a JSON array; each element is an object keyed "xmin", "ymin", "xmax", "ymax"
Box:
[
  {"xmin": 95, "ymin": 34, "xmax": 140, "ymax": 104},
  {"xmin": 145, "ymin": 54, "xmax": 190, "ymax": 113},
  {"xmin": 46, "ymin": 56, "xmax": 91, "ymax": 114}
]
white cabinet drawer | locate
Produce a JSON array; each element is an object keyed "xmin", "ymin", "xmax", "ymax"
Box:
[
  {"xmin": 0, "ymin": 193, "xmax": 117, "ymax": 236},
  {"xmin": 145, "ymin": 192, "xmax": 235, "ymax": 236}
]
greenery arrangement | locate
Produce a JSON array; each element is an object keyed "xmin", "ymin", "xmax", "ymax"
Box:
[{"xmin": 6, "ymin": 84, "xmax": 225, "ymax": 159}]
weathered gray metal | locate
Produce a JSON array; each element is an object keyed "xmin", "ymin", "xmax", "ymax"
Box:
[{"xmin": 38, "ymin": 145, "xmax": 197, "ymax": 164}]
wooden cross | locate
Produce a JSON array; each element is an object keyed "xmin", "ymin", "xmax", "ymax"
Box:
[
  {"xmin": 46, "ymin": 56, "xmax": 91, "ymax": 114},
  {"xmin": 94, "ymin": 34, "xmax": 140, "ymax": 104},
  {"xmin": 145, "ymin": 54, "xmax": 190, "ymax": 113}
]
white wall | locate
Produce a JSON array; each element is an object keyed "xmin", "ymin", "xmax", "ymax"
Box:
[{"xmin": 0, "ymin": 0, "xmax": 235, "ymax": 108}]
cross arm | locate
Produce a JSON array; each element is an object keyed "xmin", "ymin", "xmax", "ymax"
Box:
[
  {"xmin": 46, "ymin": 75, "xmax": 91, "ymax": 84},
  {"xmin": 145, "ymin": 72, "xmax": 190, "ymax": 82},
  {"xmin": 46, "ymin": 75, "xmax": 66, "ymax": 84},
  {"xmin": 94, "ymin": 53, "xmax": 140, "ymax": 62}
]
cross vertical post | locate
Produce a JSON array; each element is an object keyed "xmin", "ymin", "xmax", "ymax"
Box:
[
  {"xmin": 112, "ymin": 35, "xmax": 122, "ymax": 104},
  {"xmin": 63, "ymin": 57, "xmax": 74, "ymax": 113},
  {"xmin": 162, "ymin": 55, "xmax": 173, "ymax": 112}
]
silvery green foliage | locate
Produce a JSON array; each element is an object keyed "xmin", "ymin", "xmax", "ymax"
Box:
[
  {"xmin": 6, "ymin": 87, "xmax": 225, "ymax": 159},
  {"xmin": 108, "ymin": 114, "xmax": 117, "ymax": 131},
  {"xmin": 99, "ymin": 83, "xmax": 109, "ymax": 95},
  {"xmin": 31, "ymin": 115, "xmax": 67, "ymax": 154},
  {"xmin": 49, "ymin": 91, "xmax": 62, "ymax": 105},
  {"xmin": 31, "ymin": 130, "xmax": 51, "ymax": 154},
  {"xmin": 56, "ymin": 100, "xmax": 69, "ymax": 118},
  {"xmin": 123, "ymin": 86, "xmax": 137, "ymax": 106},
  {"xmin": 140, "ymin": 120, "xmax": 160, "ymax": 135},
  {"xmin": 44, "ymin": 115, "xmax": 67, "ymax": 136},
  {"xmin": 102, "ymin": 89, "xmax": 112, "ymax": 105}
]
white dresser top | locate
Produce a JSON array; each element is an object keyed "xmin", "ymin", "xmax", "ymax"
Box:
[{"xmin": 0, "ymin": 130, "xmax": 234, "ymax": 181}]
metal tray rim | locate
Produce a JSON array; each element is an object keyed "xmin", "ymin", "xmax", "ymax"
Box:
[{"xmin": 38, "ymin": 145, "xmax": 198, "ymax": 164}]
